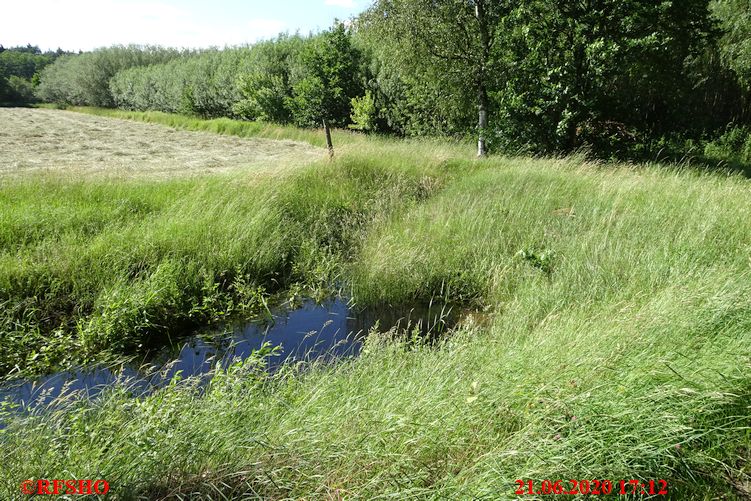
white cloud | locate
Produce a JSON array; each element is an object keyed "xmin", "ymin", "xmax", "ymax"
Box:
[{"xmin": 324, "ymin": 0, "xmax": 357, "ymax": 8}]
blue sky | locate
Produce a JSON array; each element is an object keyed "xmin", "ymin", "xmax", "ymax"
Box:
[{"xmin": 1, "ymin": 0, "xmax": 368, "ymax": 52}]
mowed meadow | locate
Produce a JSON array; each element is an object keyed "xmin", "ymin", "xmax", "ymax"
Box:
[{"xmin": 1, "ymin": 107, "xmax": 751, "ymax": 499}]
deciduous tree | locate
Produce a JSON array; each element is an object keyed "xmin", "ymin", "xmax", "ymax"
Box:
[
  {"xmin": 364, "ymin": 0, "xmax": 513, "ymax": 156},
  {"xmin": 288, "ymin": 23, "xmax": 363, "ymax": 157}
]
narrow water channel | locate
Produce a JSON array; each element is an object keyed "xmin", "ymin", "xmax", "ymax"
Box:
[{"xmin": 0, "ymin": 297, "xmax": 455, "ymax": 412}]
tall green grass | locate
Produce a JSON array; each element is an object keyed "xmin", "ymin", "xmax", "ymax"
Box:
[
  {"xmin": 0, "ymin": 147, "xmax": 453, "ymax": 377},
  {"xmin": 1, "ymin": 111, "xmax": 750, "ymax": 499}
]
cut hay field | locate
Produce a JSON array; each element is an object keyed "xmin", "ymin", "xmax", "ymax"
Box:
[
  {"xmin": 0, "ymin": 108, "xmax": 320, "ymax": 179},
  {"xmin": 1, "ymin": 108, "xmax": 750, "ymax": 499}
]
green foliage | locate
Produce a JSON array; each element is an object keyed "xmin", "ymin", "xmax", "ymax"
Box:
[
  {"xmin": 0, "ymin": 45, "xmax": 64, "ymax": 104},
  {"xmin": 360, "ymin": 0, "xmax": 511, "ymax": 137},
  {"xmin": 233, "ymin": 35, "xmax": 304, "ymax": 122},
  {"xmin": 516, "ymin": 248, "xmax": 556, "ymax": 276},
  {"xmin": 288, "ymin": 23, "xmax": 364, "ymax": 128},
  {"xmin": 234, "ymin": 72, "xmax": 289, "ymax": 122},
  {"xmin": 105, "ymin": 28, "xmax": 364, "ymax": 127},
  {"xmin": 484, "ymin": 0, "xmax": 720, "ymax": 154},
  {"xmin": 0, "ymin": 49, "xmax": 51, "ymax": 80},
  {"xmin": 357, "ymin": 0, "xmax": 750, "ymax": 160},
  {"xmin": 5, "ymin": 75, "xmax": 34, "ymax": 103},
  {"xmin": 27, "ymin": 1, "xmax": 751, "ymax": 162},
  {"xmin": 712, "ymin": 0, "xmax": 751, "ymax": 84},
  {"xmin": 288, "ymin": 75, "xmax": 327, "ymax": 127},
  {"xmin": 704, "ymin": 125, "xmax": 751, "ymax": 165},
  {"xmin": 109, "ymin": 48, "xmax": 250, "ymax": 118},
  {"xmin": 350, "ymin": 90, "xmax": 377, "ymax": 131},
  {"xmin": 36, "ymin": 45, "xmax": 184, "ymax": 107}
]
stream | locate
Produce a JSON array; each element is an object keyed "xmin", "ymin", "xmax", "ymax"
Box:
[{"xmin": 0, "ymin": 297, "xmax": 455, "ymax": 412}]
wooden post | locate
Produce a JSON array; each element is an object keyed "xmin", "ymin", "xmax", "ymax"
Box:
[{"xmin": 323, "ymin": 118, "xmax": 334, "ymax": 159}]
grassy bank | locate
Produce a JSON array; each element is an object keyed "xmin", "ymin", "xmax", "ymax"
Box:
[
  {"xmin": 59, "ymin": 106, "xmax": 373, "ymax": 150},
  {"xmin": 0, "ymin": 141, "xmax": 454, "ymax": 377},
  {"xmin": 1, "ymin": 109, "xmax": 750, "ymax": 499}
]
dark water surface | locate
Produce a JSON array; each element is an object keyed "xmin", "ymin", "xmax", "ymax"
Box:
[{"xmin": 0, "ymin": 297, "xmax": 454, "ymax": 412}]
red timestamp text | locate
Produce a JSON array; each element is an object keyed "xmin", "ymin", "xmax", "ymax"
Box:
[{"xmin": 515, "ymin": 479, "xmax": 668, "ymax": 496}]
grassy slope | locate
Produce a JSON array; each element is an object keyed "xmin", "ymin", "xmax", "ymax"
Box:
[
  {"xmin": 61, "ymin": 106, "xmax": 373, "ymax": 149},
  {"xmin": 0, "ymin": 152, "xmax": 446, "ymax": 376},
  {"xmin": 1, "ymin": 110, "xmax": 750, "ymax": 499}
]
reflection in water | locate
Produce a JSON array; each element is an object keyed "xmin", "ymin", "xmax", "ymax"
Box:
[{"xmin": 0, "ymin": 297, "xmax": 455, "ymax": 412}]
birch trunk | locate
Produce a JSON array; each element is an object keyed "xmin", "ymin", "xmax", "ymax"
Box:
[
  {"xmin": 478, "ymin": 87, "xmax": 488, "ymax": 157},
  {"xmin": 476, "ymin": 0, "xmax": 490, "ymax": 157}
]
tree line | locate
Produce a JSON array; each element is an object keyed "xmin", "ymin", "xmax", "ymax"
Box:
[
  {"xmin": 35, "ymin": 45, "xmax": 185, "ymax": 107},
  {"xmin": 0, "ymin": 45, "xmax": 69, "ymax": 105},
  {"xmin": 29, "ymin": 0, "xmax": 751, "ymax": 166}
]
